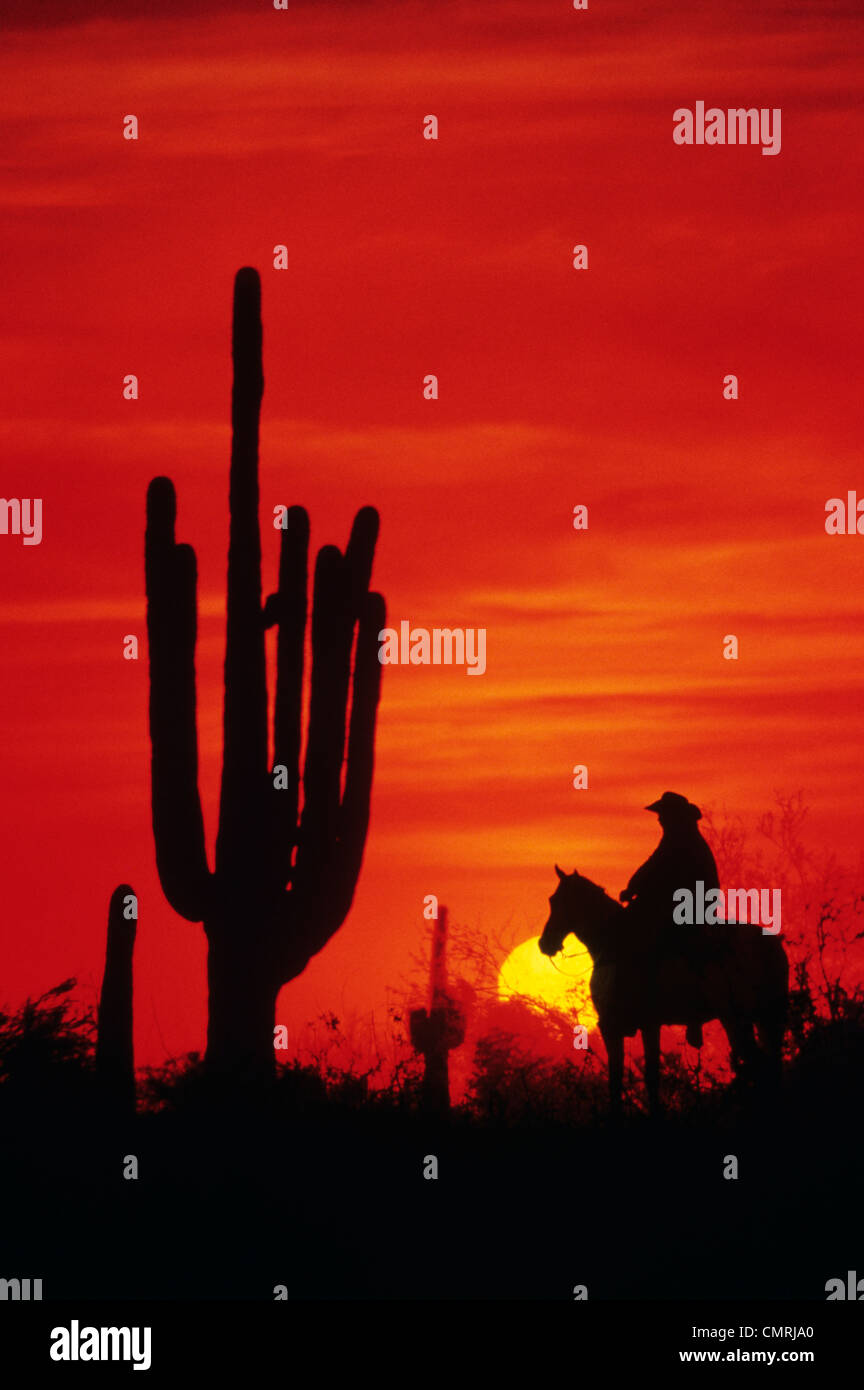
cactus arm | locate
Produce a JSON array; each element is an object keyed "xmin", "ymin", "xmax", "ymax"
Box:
[
  {"xmin": 145, "ymin": 478, "xmax": 211, "ymax": 921},
  {"xmin": 216, "ymin": 267, "xmax": 269, "ymax": 878},
  {"xmin": 328, "ymin": 588, "xmax": 385, "ymax": 923},
  {"xmin": 294, "ymin": 506, "xmax": 381, "ymax": 895},
  {"xmin": 312, "ymin": 508, "xmax": 384, "ymax": 929},
  {"xmin": 344, "ymin": 505, "xmax": 379, "ymax": 602},
  {"xmin": 283, "ymin": 586, "xmax": 384, "ymax": 976},
  {"xmin": 270, "ymin": 505, "xmax": 309, "ymax": 885},
  {"xmin": 292, "ymin": 544, "xmax": 353, "ymax": 892}
]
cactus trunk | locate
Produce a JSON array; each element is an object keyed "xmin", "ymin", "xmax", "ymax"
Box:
[
  {"xmin": 96, "ymin": 884, "xmax": 136, "ymax": 1113},
  {"xmin": 423, "ymin": 907, "xmax": 452, "ymax": 1112},
  {"xmin": 205, "ymin": 939, "xmax": 280, "ymax": 1083},
  {"xmin": 145, "ymin": 269, "xmax": 385, "ymax": 1084},
  {"xmin": 410, "ymin": 907, "xmax": 466, "ymax": 1114}
]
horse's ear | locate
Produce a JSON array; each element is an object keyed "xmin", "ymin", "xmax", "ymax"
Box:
[{"xmin": 554, "ymin": 864, "xmax": 566, "ymax": 880}]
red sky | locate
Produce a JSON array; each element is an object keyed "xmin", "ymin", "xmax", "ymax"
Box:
[{"xmin": 1, "ymin": 0, "xmax": 862, "ymax": 1067}]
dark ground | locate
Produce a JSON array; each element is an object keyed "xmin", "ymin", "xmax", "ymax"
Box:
[{"xmin": 1, "ymin": 1072, "xmax": 860, "ymax": 1302}]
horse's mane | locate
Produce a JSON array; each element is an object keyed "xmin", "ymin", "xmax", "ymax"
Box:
[{"xmin": 568, "ymin": 874, "xmax": 653, "ymax": 965}]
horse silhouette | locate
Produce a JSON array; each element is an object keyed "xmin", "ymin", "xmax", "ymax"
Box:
[{"xmin": 538, "ymin": 866, "xmax": 788, "ymax": 1113}]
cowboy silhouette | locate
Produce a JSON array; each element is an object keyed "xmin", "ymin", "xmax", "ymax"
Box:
[{"xmin": 620, "ymin": 791, "xmax": 720, "ymax": 1046}]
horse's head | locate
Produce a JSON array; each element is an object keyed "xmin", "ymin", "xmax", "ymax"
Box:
[{"xmin": 538, "ymin": 865, "xmax": 612, "ymax": 958}]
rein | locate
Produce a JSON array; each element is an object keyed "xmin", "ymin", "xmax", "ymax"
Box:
[
  {"xmin": 547, "ymin": 947, "xmax": 590, "ymax": 978},
  {"xmin": 544, "ymin": 884, "xmax": 623, "ymax": 974}
]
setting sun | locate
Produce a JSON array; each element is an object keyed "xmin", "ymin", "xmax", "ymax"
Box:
[{"xmin": 497, "ymin": 938, "xmax": 599, "ymax": 1031}]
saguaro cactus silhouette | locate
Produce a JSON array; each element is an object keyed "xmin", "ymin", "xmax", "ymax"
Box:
[
  {"xmin": 145, "ymin": 268, "xmax": 385, "ymax": 1082},
  {"xmin": 409, "ymin": 907, "xmax": 466, "ymax": 1113},
  {"xmin": 96, "ymin": 884, "xmax": 137, "ymax": 1113}
]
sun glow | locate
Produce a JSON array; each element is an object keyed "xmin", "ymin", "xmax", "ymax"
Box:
[{"xmin": 497, "ymin": 937, "xmax": 598, "ymax": 1031}]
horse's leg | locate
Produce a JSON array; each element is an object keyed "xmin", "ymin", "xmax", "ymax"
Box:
[
  {"xmin": 642, "ymin": 1024, "xmax": 663, "ymax": 1116},
  {"xmin": 721, "ymin": 1016, "xmax": 760, "ymax": 1087},
  {"xmin": 755, "ymin": 1009, "xmax": 785, "ymax": 1091},
  {"xmin": 601, "ymin": 1026, "xmax": 624, "ymax": 1115}
]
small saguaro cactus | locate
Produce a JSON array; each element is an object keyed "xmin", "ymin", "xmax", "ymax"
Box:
[
  {"xmin": 145, "ymin": 268, "xmax": 385, "ymax": 1084},
  {"xmin": 96, "ymin": 884, "xmax": 137, "ymax": 1114},
  {"xmin": 409, "ymin": 907, "xmax": 466, "ymax": 1113}
]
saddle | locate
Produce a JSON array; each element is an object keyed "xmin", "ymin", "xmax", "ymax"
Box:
[{"xmin": 593, "ymin": 939, "xmax": 733, "ymax": 1040}]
